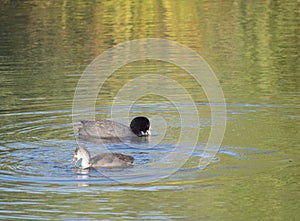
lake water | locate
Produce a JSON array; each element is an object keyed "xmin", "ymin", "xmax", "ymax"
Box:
[{"xmin": 0, "ymin": 1, "xmax": 299, "ymax": 220}]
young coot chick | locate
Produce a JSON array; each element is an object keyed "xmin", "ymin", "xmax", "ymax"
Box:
[{"xmin": 72, "ymin": 146, "xmax": 134, "ymax": 169}]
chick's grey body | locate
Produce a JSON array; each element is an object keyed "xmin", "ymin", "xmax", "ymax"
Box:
[{"xmin": 90, "ymin": 152, "xmax": 134, "ymax": 167}]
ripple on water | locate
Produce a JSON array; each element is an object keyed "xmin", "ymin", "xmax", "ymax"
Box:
[
  {"xmin": 0, "ymin": 102, "xmax": 291, "ymax": 190},
  {"xmin": 0, "ymin": 134, "xmax": 280, "ymax": 190}
]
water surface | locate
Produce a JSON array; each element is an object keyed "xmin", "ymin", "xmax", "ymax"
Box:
[{"xmin": 0, "ymin": 0, "xmax": 299, "ymax": 220}]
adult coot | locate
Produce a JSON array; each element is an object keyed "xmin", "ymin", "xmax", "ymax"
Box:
[{"xmin": 76, "ymin": 116, "xmax": 151, "ymax": 140}]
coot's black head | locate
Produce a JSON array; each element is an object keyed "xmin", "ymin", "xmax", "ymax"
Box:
[{"xmin": 130, "ymin": 116, "xmax": 151, "ymax": 137}]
